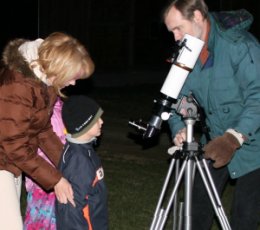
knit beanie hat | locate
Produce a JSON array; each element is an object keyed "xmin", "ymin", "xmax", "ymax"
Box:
[{"xmin": 62, "ymin": 95, "xmax": 103, "ymax": 138}]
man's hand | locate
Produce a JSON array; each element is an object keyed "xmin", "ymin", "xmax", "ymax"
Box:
[
  {"xmin": 54, "ymin": 177, "xmax": 76, "ymax": 207},
  {"xmin": 173, "ymin": 128, "xmax": 187, "ymax": 147},
  {"xmin": 203, "ymin": 132, "xmax": 240, "ymax": 168}
]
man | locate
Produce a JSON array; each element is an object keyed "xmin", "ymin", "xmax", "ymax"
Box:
[{"xmin": 163, "ymin": 0, "xmax": 260, "ymax": 229}]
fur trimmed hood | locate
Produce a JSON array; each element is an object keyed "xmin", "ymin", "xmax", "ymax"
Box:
[{"xmin": 1, "ymin": 38, "xmax": 37, "ymax": 79}]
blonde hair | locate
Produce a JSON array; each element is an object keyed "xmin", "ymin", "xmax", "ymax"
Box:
[{"xmin": 38, "ymin": 32, "xmax": 95, "ymax": 96}]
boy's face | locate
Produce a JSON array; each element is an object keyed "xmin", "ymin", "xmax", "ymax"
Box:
[
  {"xmin": 76, "ymin": 118, "xmax": 103, "ymax": 141},
  {"xmin": 87, "ymin": 118, "xmax": 103, "ymax": 138}
]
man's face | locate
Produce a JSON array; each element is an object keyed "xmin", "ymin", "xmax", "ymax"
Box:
[{"xmin": 164, "ymin": 6, "xmax": 204, "ymax": 42}]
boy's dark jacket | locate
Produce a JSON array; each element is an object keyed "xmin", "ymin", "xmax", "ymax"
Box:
[{"xmin": 56, "ymin": 140, "xmax": 108, "ymax": 230}]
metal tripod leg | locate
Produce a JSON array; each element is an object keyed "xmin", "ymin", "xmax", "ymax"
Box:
[
  {"xmin": 194, "ymin": 156, "xmax": 231, "ymax": 230},
  {"xmin": 150, "ymin": 153, "xmax": 231, "ymax": 230},
  {"xmin": 150, "ymin": 154, "xmax": 189, "ymax": 230},
  {"xmin": 150, "ymin": 155, "xmax": 178, "ymax": 230},
  {"xmin": 172, "ymin": 159, "xmax": 180, "ymax": 230}
]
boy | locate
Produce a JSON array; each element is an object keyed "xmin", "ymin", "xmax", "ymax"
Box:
[{"xmin": 55, "ymin": 95, "xmax": 108, "ymax": 230}]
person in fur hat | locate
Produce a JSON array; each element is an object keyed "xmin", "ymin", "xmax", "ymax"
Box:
[{"xmin": 0, "ymin": 32, "xmax": 95, "ymax": 229}]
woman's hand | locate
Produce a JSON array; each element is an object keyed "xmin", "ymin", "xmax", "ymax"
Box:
[{"xmin": 54, "ymin": 177, "xmax": 76, "ymax": 207}]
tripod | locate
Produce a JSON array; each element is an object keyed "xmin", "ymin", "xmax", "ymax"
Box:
[{"xmin": 150, "ymin": 116, "xmax": 231, "ymax": 230}]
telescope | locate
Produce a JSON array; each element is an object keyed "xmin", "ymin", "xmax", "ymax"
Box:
[{"xmin": 129, "ymin": 34, "xmax": 204, "ymax": 138}]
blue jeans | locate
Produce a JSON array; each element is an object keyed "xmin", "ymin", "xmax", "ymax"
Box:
[{"xmin": 191, "ymin": 162, "xmax": 260, "ymax": 230}]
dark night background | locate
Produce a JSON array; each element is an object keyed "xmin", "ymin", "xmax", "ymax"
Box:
[{"xmin": 0, "ymin": 0, "xmax": 259, "ymax": 74}]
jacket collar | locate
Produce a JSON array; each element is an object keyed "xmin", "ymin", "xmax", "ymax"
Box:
[{"xmin": 208, "ymin": 9, "xmax": 253, "ymax": 53}]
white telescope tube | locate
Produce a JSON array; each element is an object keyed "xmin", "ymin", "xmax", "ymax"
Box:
[{"xmin": 160, "ymin": 34, "xmax": 205, "ymax": 99}]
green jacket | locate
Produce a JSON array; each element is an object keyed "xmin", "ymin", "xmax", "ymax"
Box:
[{"xmin": 168, "ymin": 10, "xmax": 260, "ymax": 178}]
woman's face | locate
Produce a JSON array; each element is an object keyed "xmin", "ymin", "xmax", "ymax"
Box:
[
  {"xmin": 62, "ymin": 77, "xmax": 79, "ymax": 88},
  {"xmin": 48, "ymin": 68, "xmax": 84, "ymax": 89},
  {"xmin": 62, "ymin": 68, "xmax": 85, "ymax": 88}
]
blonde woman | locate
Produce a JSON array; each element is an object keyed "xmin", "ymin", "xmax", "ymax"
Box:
[{"xmin": 0, "ymin": 32, "xmax": 95, "ymax": 229}]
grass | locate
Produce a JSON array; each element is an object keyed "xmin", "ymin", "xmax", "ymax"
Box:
[{"xmin": 21, "ymin": 83, "xmax": 236, "ymax": 229}]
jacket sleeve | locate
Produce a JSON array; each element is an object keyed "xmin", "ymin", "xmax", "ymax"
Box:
[
  {"xmin": 0, "ymin": 81, "xmax": 62, "ymax": 190},
  {"xmin": 167, "ymin": 89, "xmax": 190, "ymax": 137},
  {"xmin": 230, "ymin": 39, "xmax": 260, "ymax": 142},
  {"xmin": 38, "ymin": 123, "xmax": 63, "ymax": 167},
  {"xmin": 168, "ymin": 110, "xmax": 186, "ymax": 138}
]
